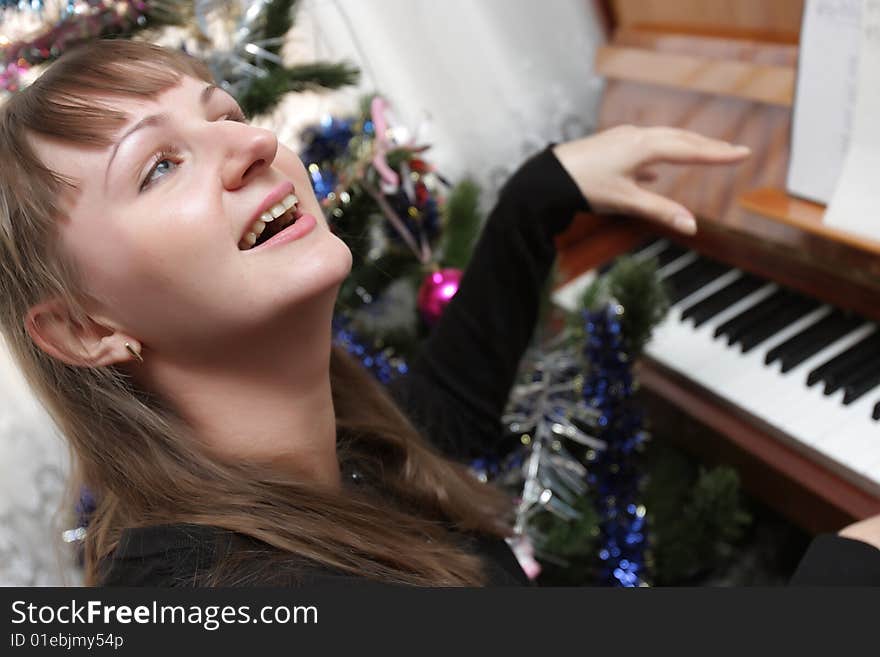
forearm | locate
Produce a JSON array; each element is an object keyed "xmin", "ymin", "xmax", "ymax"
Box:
[{"xmin": 394, "ymin": 145, "xmax": 589, "ymax": 455}]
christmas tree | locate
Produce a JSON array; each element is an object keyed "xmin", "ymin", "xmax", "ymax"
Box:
[{"xmin": 1, "ymin": 0, "xmax": 358, "ymax": 108}]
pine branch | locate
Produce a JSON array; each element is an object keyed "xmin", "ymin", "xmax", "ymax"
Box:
[
  {"xmin": 647, "ymin": 455, "xmax": 752, "ymax": 584},
  {"xmin": 239, "ymin": 61, "xmax": 360, "ymax": 115},
  {"xmin": 263, "ymin": 0, "xmax": 298, "ymax": 53},
  {"xmin": 573, "ymin": 255, "xmax": 670, "ymax": 356},
  {"xmin": 439, "ymin": 179, "xmax": 483, "ymax": 269}
]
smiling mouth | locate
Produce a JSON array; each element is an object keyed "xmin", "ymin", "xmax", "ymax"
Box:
[{"xmin": 238, "ymin": 193, "xmax": 300, "ymax": 251}]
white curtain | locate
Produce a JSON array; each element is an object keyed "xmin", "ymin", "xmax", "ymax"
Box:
[
  {"xmin": 0, "ymin": 335, "xmax": 79, "ymax": 586},
  {"xmin": 279, "ymin": 0, "xmax": 606, "ymax": 201}
]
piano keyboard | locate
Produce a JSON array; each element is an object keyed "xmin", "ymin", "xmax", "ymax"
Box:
[{"xmin": 552, "ymin": 240, "xmax": 880, "ymax": 494}]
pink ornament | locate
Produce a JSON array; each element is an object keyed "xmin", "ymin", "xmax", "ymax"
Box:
[
  {"xmin": 417, "ymin": 268, "xmax": 463, "ymax": 326},
  {"xmin": 508, "ymin": 534, "xmax": 542, "ymax": 581},
  {"xmin": 0, "ymin": 61, "xmax": 27, "ymax": 93},
  {"xmin": 370, "ymin": 96, "xmax": 400, "ymax": 189}
]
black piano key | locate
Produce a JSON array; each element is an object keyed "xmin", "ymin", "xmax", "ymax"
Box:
[
  {"xmin": 873, "ymin": 401, "xmax": 880, "ymax": 421},
  {"xmin": 738, "ymin": 297, "xmax": 822, "ymax": 353},
  {"xmin": 723, "ymin": 291, "xmax": 796, "ymax": 346},
  {"xmin": 765, "ymin": 311, "xmax": 863, "ymax": 373},
  {"xmin": 655, "ymin": 243, "xmax": 689, "ymax": 268},
  {"xmin": 680, "ymin": 274, "xmax": 764, "ymax": 328},
  {"xmin": 843, "ymin": 365, "xmax": 880, "ymax": 405},
  {"xmin": 633, "ymin": 238, "xmax": 662, "ymax": 255},
  {"xmin": 664, "ymin": 257, "xmax": 704, "ymax": 287},
  {"xmin": 684, "ymin": 263, "xmax": 731, "ymax": 304},
  {"xmin": 807, "ymin": 333, "xmax": 880, "ymax": 388},
  {"xmin": 764, "ymin": 311, "xmax": 832, "ymax": 367},
  {"xmin": 723, "ymin": 291, "xmax": 796, "ymax": 348},
  {"xmin": 665, "ymin": 259, "xmax": 730, "ymax": 305},
  {"xmin": 663, "ymin": 255, "xmax": 709, "ymax": 284},
  {"xmin": 632, "ymin": 238, "xmax": 669, "ymax": 259},
  {"xmin": 827, "ymin": 347, "xmax": 880, "ymax": 396},
  {"xmin": 714, "ymin": 290, "xmax": 790, "ymax": 344},
  {"xmin": 613, "ymin": 239, "xmax": 664, "ymax": 274},
  {"xmin": 824, "ymin": 343, "xmax": 880, "ymax": 395}
]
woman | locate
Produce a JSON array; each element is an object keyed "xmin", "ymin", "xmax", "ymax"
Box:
[{"xmin": 1, "ymin": 39, "xmax": 872, "ymax": 587}]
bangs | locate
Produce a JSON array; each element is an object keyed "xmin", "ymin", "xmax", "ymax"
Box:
[
  {"xmin": 0, "ymin": 39, "xmax": 216, "ymax": 276},
  {"xmin": 6, "ymin": 39, "xmax": 215, "ymax": 149}
]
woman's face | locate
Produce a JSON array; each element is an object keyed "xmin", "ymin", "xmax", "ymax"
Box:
[{"xmin": 30, "ymin": 75, "xmax": 352, "ymax": 360}]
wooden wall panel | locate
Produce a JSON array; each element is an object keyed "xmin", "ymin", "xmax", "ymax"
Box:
[{"xmin": 610, "ymin": 0, "xmax": 805, "ymax": 41}]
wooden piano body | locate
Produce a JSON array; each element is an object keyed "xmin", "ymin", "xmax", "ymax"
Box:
[{"xmin": 555, "ymin": 0, "xmax": 880, "ymax": 533}]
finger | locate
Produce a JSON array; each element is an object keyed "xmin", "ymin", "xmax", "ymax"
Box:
[
  {"xmin": 618, "ymin": 185, "xmax": 698, "ymax": 235},
  {"xmin": 647, "ymin": 126, "xmax": 744, "ymax": 150},
  {"xmin": 674, "ymin": 128, "xmax": 752, "ymax": 156},
  {"xmin": 641, "ymin": 128, "xmax": 750, "ymax": 166},
  {"xmin": 634, "ymin": 167, "xmax": 658, "ymax": 184}
]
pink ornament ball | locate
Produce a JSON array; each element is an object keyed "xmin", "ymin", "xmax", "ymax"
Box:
[{"xmin": 417, "ymin": 268, "xmax": 463, "ymax": 326}]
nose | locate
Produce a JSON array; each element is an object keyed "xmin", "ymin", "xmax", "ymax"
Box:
[{"xmin": 220, "ymin": 124, "xmax": 279, "ymax": 190}]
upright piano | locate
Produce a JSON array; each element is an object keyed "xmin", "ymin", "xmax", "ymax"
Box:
[{"xmin": 554, "ymin": 0, "xmax": 880, "ymax": 533}]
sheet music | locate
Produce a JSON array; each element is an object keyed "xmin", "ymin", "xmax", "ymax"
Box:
[
  {"xmin": 824, "ymin": 0, "xmax": 880, "ymax": 240},
  {"xmin": 787, "ymin": 0, "xmax": 862, "ymax": 205}
]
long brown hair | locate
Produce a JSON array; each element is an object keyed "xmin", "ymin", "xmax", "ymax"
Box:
[{"xmin": 0, "ymin": 39, "xmax": 513, "ymax": 586}]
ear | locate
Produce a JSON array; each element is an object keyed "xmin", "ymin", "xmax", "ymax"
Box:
[{"xmin": 24, "ymin": 299, "xmax": 142, "ymax": 368}]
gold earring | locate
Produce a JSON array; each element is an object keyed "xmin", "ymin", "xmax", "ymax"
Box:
[{"xmin": 124, "ymin": 342, "xmax": 144, "ymax": 363}]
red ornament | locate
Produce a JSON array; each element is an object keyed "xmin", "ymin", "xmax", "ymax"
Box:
[
  {"xmin": 415, "ymin": 180, "xmax": 430, "ymax": 206},
  {"xmin": 417, "ymin": 268, "xmax": 463, "ymax": 326}
]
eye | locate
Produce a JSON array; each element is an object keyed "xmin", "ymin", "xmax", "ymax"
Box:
[
  {"xmin": 140, "ymin": 147, "xmax": 181, "ymax": 192},
  {"xmin": 221, "ymin": 108, "xmax": 248, "ymax": 123}
]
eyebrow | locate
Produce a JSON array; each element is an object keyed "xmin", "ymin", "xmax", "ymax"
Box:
[{"xmin": 103, "ymin": 83, "xmax": 219, "ymax": 190}]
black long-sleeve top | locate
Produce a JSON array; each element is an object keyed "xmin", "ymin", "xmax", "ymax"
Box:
[{"xmin": 99, "ymin": 146, "xmax": 880, "ymax": 587}]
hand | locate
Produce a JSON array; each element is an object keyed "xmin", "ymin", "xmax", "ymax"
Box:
[
  {"xmin": 552, "ymin": 125, "xmax": 751, "ymax": 235},
  {"xmin": 839, "ymin": 513, "xmax": 880, "ymax": 551}
]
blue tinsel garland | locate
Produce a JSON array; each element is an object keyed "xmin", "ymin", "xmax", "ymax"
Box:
[
  {"xmin": 582, "ymin": 303, "xmax": 650, "ymax": 587},
  {"xmin": 331, "ymin": 315, "xmax": 409, "ymax": 385}
]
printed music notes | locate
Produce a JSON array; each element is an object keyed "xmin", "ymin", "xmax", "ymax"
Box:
[
  {"xmin": 788, "ymin": 0, "xmax": 861, "ymax": 205},
  {"xmin": 822, "ymin": 0, "xmax": 880, "ymax": 241}
]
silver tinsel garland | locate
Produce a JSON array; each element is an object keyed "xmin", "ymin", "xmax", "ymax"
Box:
[
  {"xmin": 497, "ymin": 332, "xmax": 607, "ymax": 563},
  {"xmin": 193, "ymin": 0, "xmax": 285, "ymax": 98}
]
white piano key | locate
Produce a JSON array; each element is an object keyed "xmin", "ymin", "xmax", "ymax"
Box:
[
  {"xmin": 657, "ymin": 250, "xmax": 699, "ymax": 278},
  {"xmin": 645, "ymin": 282, "xmax": 779, "ymax": 381},
  {"xmin": 769, "ymin": 324, "xmax": 877, "ymax": 425},
  {"xmin": 810, "ymin": 393, "xmax": 880, "ymax": 480},
  {"xmin": 551, "ymin": 269, "xmax": 596, "ymax": 313},
  {"xmin": 683, "ymin": 282, "xmax": 779, "ymax": 329},
  {"xmin": 633, "ymin": 239, "xmax": 671, "ymax": 262},
  {"xmin": 713, "ymin": 306, "xmax": 833, "ymax": 413},
  {"xmin": 674, "ymin": 268, "xmax": 743, "ymax": 310}
]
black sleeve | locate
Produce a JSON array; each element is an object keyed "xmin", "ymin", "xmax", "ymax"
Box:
[
  {"xmin": 388, "ymin": 145, "xmax": 589, "ymax": 460},
  {"xmin": 790, "ymin": 534, "xmax": 880, "ymax": 585}
]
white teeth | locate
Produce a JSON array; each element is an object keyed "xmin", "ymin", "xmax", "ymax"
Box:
[
  {"xmin": 269, "ymin": 194, "xmax": 299, "ymax": 218},
  {"xmin": 240, "ymin": 192, "xmax": 299, "ymax": 250},
  {"xmin": 238, "ymin": 218, "xmax": 265, "ymax": 250}
]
